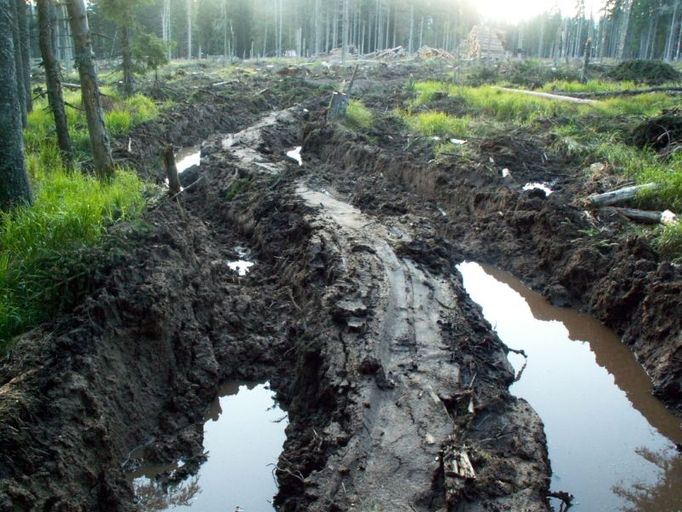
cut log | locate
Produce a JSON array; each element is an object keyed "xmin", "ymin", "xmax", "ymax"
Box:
[
  {"xmin": 588, "ymin": 183, "xmax": 658, "ymax": 207},
  {"xmin": 493, "ymin": 87, "xmax": 597, "ymax": 105},
  {"xmin": 163, "ymin": 145, "xmax": 181, "ymax": 195},
  {"xmin": 611, "ymin": 207, "xmax": 673, "ymax": 224},
  {"xmin": 568, "ymin": 86, "xmax": 682, "ymax": 98}
]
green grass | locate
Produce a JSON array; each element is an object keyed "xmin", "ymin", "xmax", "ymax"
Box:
[
  {"xmin": 26, "ymin": 90, "xmax": 160, "ymax": 167},
  {"xmin": 408, "ymin": 79, "xmax": 682, "ymax": 259},
  {"xmin": 401, "ymin": 111, "xmax": 470, "ymax": 138},
  {"xmin": 345, "ymin": 100, "xmax": 374, "ymax": 130},
  {"xmin": 0, "ymin": 166, "xmax": 145, "ymax": 348},
  {"xmin": 0, "ymin": 87, "xmax": 156, "ymax": 350},
  {"xmin": 656, "ymin": 220, "xmax": 682, "ymax": 261}
]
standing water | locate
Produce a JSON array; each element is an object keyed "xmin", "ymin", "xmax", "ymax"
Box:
[
  {"xmin": 458, "ymin": 262, "xmax": 682, "ymax": 511},
  {"xmin": 175, "ymin": 146, "xmax": 201, "ymax": 173},
  {"xmin": 130, "ymin": 382, "xmax": 287, "ymax": 511}
]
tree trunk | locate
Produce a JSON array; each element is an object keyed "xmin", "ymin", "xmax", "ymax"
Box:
[
  {"xmin": 66, "ymin": 0, "xmax": 114, "ymax": 180},
  {"xmin": 0, "ymin": 4, "xmax": 32, "ymax": 209},
  {"xmin": 17, "ymin": 0, "xmax": 32, "ymax": 115},
  {"xmin": 665, "ymin": 0, "xmax": 679, "ymax": 61},
  {"xmin": 121, "ymin": 23, "xmax": 133, "ymax": 97},
  {"xmin": 186, "ymin": 0, "xmax": 192, "ymax": 59},
  {"xmin": 408, "ymin": 4, "xmax": 414, "ymax": 53},
  {"xmin": 162, "ymin": 0, "xmax": 171, "ymax": 60},
  {"xmin": 581, "ymin": 38, "xmax": 592, "ymax": 83},
  {"xmin": 37, "ymin": 0, "xmax": 73, "ymax": 168},
  {"xmin": 11, "ymin": 0, "xmax": 27, "ymax": 127}
]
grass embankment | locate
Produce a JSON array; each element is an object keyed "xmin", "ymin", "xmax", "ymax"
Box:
[
  {"xmin": 403, "ymin": 79, "xmax": 682, "ymax": 259},
  {"xmin": 0, "ymin": 90, "xmax": 158, "ymax": 350}
]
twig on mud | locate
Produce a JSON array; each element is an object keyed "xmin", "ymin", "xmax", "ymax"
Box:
[
  {"xmin": 467, "ymin": 374, "xmax": 477, "ymax": 390},
  {"xmin": 272, "ymin": 456, "xmax": 306, "ymax": 483},
  {"xmin": 548, "ymin": 490, "xmax": 574, "ymax": 511},
  {"xmin": 168, "ymin": 176, "xmax": 205, "ymax": 201},
  {"xmin": 288, "ymin": 287, "xmax": 302, "ymax": 312},
  {"xmin": 507, "ymin": 347, "xmax": 528, "ymax": 383}
]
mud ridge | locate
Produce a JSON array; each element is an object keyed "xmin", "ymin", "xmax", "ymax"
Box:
[
  {"xmin": 302, "ymin": 120, "xmax": 682, "ymax": 413},
  {"xmin": 1, "ymin": 102, "xmax": 551, "ymax": 511}
]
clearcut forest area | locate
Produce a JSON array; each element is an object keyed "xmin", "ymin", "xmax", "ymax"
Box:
[{"xmin": 1, "ymin": 0, "xmax": 682, "ymax": 511}]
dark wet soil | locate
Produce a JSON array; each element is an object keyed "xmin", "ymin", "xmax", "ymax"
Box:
[{"xmin": 0, "ymin": 62, "xmax": 680, "ymax": 511}]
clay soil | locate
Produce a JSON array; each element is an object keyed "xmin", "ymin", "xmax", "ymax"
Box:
[{"xmin": 0, "ymin": 62, "xmax": 680, "ymax": 512}]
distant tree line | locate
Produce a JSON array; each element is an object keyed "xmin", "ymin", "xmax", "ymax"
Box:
[{"xmin": 20, "ymin": 1, "xmax": 682, "ymax": 64}]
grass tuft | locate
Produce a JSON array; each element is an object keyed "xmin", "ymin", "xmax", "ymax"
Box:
[
  {"xmin": 345, "ymin": 100, "xmax": 374, "ymax": 130},
  {"xmin": 0, "ymin": 167, "xmax": 145, "ymax": 348},
  {"xmin": 403, "ymin": 111, "xmax": 470, "ymax": 138}
]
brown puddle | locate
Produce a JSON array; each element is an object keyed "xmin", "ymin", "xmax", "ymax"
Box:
[
  {"xmin": 129, "ymin": 382, "xmax": 287, "ymax": 511},
  {"xmin": 458, "ymin": 262, "xmax": 682, "ymax": 512}
]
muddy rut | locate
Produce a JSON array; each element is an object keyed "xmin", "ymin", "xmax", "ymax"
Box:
[{"xmin": 1, "ymin": 69, "xmax": 680, "ymax": 511}]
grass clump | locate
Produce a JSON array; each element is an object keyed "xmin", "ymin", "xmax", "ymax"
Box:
[
  {"xmin": 0, "ymin": 166, "xmax": 145, "ymax": 348},
  {"xmin": 656, "ymin": 221, "xmax": 682, "ymax": 261},
  {"xmin": 345, "ymin": 100, "xmax": 374, "ymax": 130},
  {"xmin": 404, "ymin": 111, "xmax": 470, "ymax": 138}
]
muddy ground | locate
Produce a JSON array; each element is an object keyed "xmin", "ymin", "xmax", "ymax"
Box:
[{"xmin": 0, "ymin": 62, "xmax": 680, "ymax": 511}]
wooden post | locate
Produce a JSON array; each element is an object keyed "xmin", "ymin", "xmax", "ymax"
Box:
[{"xmin": 163, "ymin": 146, "xmax": 181, "ymax": 195}]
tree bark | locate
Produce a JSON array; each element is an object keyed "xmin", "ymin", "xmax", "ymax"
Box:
[
  {"xmin": 10, "ymin": 0, "xmax": 27, "ymax": 127},
  {"xmin": 0, "ymin": 4, "xmax": 32, "ymax": 209},
  {"xmin": 66, "ymin": 0, "xmax": 114, "ymax": 180},
  {"xmin": 37, "ymin": 0, "xmax": 73, "ymax": 168},
  {"xmin": 17, "ymin": 0, "xmax": 32, "ymax": 115},
  {"xmin": 121, "ymin": 23, "xmax": 134, "ymax": 97},
  {"xmin": 186, "ymin": 0, "xmax": 192, "ymax": 59}
]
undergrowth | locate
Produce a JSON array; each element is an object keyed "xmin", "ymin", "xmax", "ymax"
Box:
[
  {"xmin": 0, "ymin": 89, "xmax": 156, "ymax": 350},
  {"xmin": 0, "ymin": 167, "xmax": 144, "ymax": 349}
]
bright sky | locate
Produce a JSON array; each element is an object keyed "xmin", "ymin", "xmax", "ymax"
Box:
[{"xmin": 475, "ymin": 0, "xmax": 606, "ymax": 23}]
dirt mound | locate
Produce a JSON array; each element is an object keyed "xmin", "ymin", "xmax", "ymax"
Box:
[
  {"xmin": 608, "ymin": 60, "xmax": 681, "ymax": 85},
  {"xmin": 632, "ymin": 109, "xmax": 682, "ymax": 154}
]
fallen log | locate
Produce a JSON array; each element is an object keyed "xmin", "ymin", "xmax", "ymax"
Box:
[
  {"xmin": 493, "ymin": 87, "xmax": 597, "ymax": 105},
  {"xmin": 587, "ymin": 183, "xmax": 658, "ymax": 207},
  {"xmin": 567, "ymin": 86, "xmax": 682, "ymax": 98},
  {"xmin": 611, "ymin": 207, "xmax": 677, "ymax": 225}
]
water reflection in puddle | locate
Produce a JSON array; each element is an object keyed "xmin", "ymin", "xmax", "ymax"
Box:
[
  {"xmin": 458, "ymin": 262, "xmax": 682, "ymax": 512},
  {"xmin": 175, "ymin": 146, "xmax": 201, "ymax": 174},
  {"xmin": 132, "ymin": 382, "xmax": 287, "ymax": 512},
  {"xmin": 228, "ymin": 246, "xmax": 255, "ymax": 276},
  {"xmin": 523, "ymin": 182, "xmax": 553, "ymax": 195},
  {"xmin": 228, "ymin": 260, "xmax": 254, "ymax": 276},
  {"xmin": 286, "ymin": 146, "xmax": 303, "ymax": 166}
]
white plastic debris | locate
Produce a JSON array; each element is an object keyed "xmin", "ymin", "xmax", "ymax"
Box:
[{"xmin": 502, "ymin": 168, "xmax": 512, "ymax": 178}]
